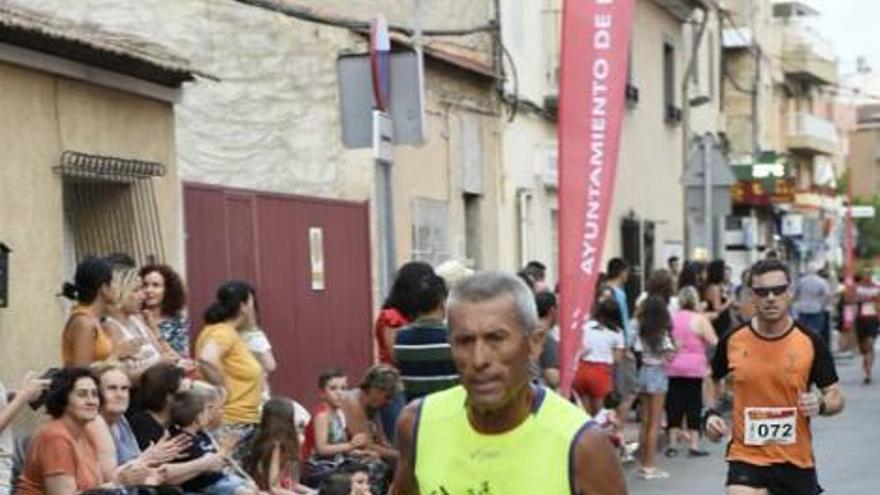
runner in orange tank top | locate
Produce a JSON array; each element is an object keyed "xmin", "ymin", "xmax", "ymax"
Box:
[{"xmin": 705, "ymin": 259, "xmax": 844, "ymax": 495}]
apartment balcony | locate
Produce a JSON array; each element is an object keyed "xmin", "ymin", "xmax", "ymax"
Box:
[
  {"xmin": 781, "ymin": 26, "xmax": 838, "ymax": 85},
  {"xmin": 786, "ymin": 112, "xmax": 839, "ymax": 156}
]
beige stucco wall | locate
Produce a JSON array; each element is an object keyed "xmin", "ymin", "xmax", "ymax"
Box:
[
  {"xmin": 497, "ymin": 0, "xmax": 696, "ymax": 280},
  {"xmin": 497, "ymin": 0, "xmax": 560, "ymax": 282},
  {"xmin": 603, "ymin": 0, "xmax": 687, "ymax": 263},
  {"xmin": 0, "ymin": 61, "xmax": 180, "ymax": 389},
  {"xmin": 686, "ymin": 7, "xmax": 725, "ymax": 136},
  {"xmin": 19, "ymin": 0, "xmax": 501, "ymax": 306},
  {"xmin": 497, "ymin": 112, "xmax": 559, "ymax": 281},
  {"xmin": 849, "ymin": 128, "xmax": 880, "ymax": 198},
  {"xmin": 724, "ymin": 0, "xmax": 784, "ymax": 161},
  {"xmin": 296, "ymin": 0, "xmax": 495, "ymax": 57},
  {"xmin": 392, "ymin": 64, "xmax": 501, "ymax": 271}
]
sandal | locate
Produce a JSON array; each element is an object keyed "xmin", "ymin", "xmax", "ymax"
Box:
[
  {"xmin": 664, "ymin": 447, "xmax": 679, "ymax": 458},
  {"xmin": 688, "ymin": 448, "xmax": 710, "ymax": 457}
]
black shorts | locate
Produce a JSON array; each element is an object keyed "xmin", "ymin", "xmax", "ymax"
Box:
[
  {"xmin": 726, "ymin": 461, "xmax": 822, "ymax": 495},
  {"xmin": 856, "ymin": 316, "xmax": 879, "ymax": 342}
]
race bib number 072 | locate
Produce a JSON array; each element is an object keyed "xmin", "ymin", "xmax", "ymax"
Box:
[{"xmin": 744, "ymin": 407, "xmax": 797, "ymax": 446}]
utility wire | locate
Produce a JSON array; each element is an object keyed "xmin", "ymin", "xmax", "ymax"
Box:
[
  {"xmin": 232, "ymin": 0, "xmax": 498, "ymax": 37},
  {"xmin": 498, "ymin": 38, "xmax": 520, "ymax": 122}
]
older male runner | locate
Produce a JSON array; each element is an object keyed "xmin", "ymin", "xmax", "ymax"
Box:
[
  {"xmin": 706, "ymin": 259, "xmax": 844, "ymax": 495},
  {"xmin": 392, "ymin": 271, "xmax": 625, "ymax": 495}
]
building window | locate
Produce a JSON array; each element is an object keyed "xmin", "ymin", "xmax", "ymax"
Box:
[
  {"xmin": 460, "ymin": 113, "xmax": 484, "ymax": 195},
  {"xmin": 626, "ymin": 43, "xmax": 639, "ymax": 107},
  {"xmin": 516, "ymin": 189, "xmax": 533, "ymax": 267},
  {"xmin": 542, "ymin": 0, "xmax": 562, "ymax": 94},
  {"xmin": 663, "ymin": 40, "xmax": 681, "ymax": 123},
  {"xmin": 411, "ymin": 197, "xmax": 451, "ymax": 267},
  {"xmin": 464, "ymin": 193, "xmax": 482, "ymax": 269},
  {"xmin": 59, "ymin": 151, "xmax": 166, "ymax": 265}
]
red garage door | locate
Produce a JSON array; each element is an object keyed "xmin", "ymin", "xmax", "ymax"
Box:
[{"xmin": 183, "ymin": 183, "xmax": 373, "ymax": 407}]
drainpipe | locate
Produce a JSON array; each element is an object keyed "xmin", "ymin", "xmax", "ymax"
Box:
[{"xmin": 682, "ymin": 2, "xmax": 710, "ymax": 257}]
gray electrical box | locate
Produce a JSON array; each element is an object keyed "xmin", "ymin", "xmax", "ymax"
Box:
[
  {"xmin": 682, "ymin": 134, "xmax": 736, "ymax": 217},
  {"xmin": 337, "ymin": 51, "xmax": 424, "ymax": 148}
]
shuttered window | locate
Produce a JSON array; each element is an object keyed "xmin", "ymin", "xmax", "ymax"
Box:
[{"xmin": 58, "ymin": 151, "xmax": 166, "ymax": 264}]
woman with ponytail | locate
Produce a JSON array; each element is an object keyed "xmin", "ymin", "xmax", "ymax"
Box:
[
  {"xmin": 195, "ymin": 280, "xmax": 263, "ymax": 462},
  {"xmin": 60, "ymin": 256, "xmax": 140, "ymax": 367}
]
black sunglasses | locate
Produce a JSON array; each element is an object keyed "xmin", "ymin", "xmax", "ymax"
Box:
[{"xmin": 751, "ymin": 284, "xmax": 789, "ymax": 297}]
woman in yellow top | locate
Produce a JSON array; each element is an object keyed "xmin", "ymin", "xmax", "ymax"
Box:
[
  {"xmin": 61, "ymin": 256, "xmax": 139, "ymax": 368},
  {"xmin": 195, "ymin": 280, "xmax": 264, "ymax": 462}
]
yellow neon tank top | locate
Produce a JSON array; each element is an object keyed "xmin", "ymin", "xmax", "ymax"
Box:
[{"xmin": 414, "ymin": 385, "xmax": 590, "ymax": 495}]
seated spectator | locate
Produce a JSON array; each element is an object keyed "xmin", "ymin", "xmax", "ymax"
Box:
[
  {"xmin": 291, "ymin": 400, "xmax": 311, "ymax": 446},
  {"xmin": 317, "ymin": 473, "xmax": 352, "ymax": 495},
  {"xmin": 190, "ymin": 381, "xmax": 226, "ymax": 435},
  {"xmin": 128, "ymin": 363, "xmax": 186, "ymax": 450},
  {"xmin": 301, "ymin": 370, "xmax": 363, "ymax": 460},
  {"xmin": 393, "ymin": 273, "xmax": 458, "ymax": 402},
  {"xmin": 92, "ymin": 363, "xmax": 187, "ymax": 467},
  {"xmin": 301, "ymin": 370, "xmax": 368, "ymax": 486},
  {"xmin": 339, "ymin": 366, "xmax": 399, "ymax": 494},
  {"xmin": 1, "ymin": 373, "xmax": 51, "ymax": 495},
  {"xmin": 244, "ymin": 398, "xmax": 313, "ymax": 494},
  {"xmin": 167, "ymin": 390, "xmax": 256, "ymax": 495},
  {"xmin": 16, "ymin": 368, "xmax": 112, "ymax": 494},
  {"xmin": 336, "ymin": 461, "xmax": 371, "ymax": 495},
  {"xmin": 340, "ymin": 366, "xmax": 399, "ymax": 461}
]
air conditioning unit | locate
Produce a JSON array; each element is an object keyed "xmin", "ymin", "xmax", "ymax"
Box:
[
  {"xmin": 541, "ymin": 146, "xmax": 558, "ymax": 188},
  {"xmin": 665, "ymin": 105, "xmax": 682, "ymax": 124}
]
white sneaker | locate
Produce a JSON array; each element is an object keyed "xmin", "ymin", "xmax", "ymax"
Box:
[{"xmin": 637, "ymin": 467, "xmax": 670, "ymax": 480}]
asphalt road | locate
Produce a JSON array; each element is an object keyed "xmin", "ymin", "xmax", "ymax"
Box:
[{"xmin": 626, "ymin": 351, "xmax": 877, "ymax": 494}]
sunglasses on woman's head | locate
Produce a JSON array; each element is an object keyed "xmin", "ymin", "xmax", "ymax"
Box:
[{"xmin": 751, "ymin": 284, "xmax": 789, "ymax": 297}]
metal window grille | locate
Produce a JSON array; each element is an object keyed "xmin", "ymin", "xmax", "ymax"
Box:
[{"xmin": 56, "ymin": 151, "xmax": 166, "ymax": 265}]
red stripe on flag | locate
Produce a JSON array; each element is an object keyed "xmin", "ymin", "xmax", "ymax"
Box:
[{"xmin": 558, "ymin": 0, "xmax": 635, "ymax": 397}]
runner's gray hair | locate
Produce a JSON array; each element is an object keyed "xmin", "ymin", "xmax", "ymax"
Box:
[
  {"xmin": 448, "ymin": 271, "xmax": 539, "ymax": 334},
  {"xmin": 678, "ymin": 286, "xmax": 701, "ymax": 311}
]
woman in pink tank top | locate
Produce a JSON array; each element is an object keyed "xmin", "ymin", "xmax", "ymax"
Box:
[{"xmin": 665, "ymin": 286, "xmax": 718, "ymax": 457}]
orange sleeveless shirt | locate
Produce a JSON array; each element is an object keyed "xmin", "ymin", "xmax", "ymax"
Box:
[{"xmin": 62, "ymin": 306, "xmax": 113, "ymax": 366}]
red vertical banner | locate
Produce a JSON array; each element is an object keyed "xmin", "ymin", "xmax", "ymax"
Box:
[{"xmin": 558, "ymin": 0, "xmax": 634, "ymax": 396}]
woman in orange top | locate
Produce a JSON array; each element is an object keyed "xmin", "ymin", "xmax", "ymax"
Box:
[
  {"xmin": 60, "ymin": 256, "xmax": 138, "ymax": 368},
  {"xmin": 16, "ymin": 368, "xmax": 110, "ymax": 495}
]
